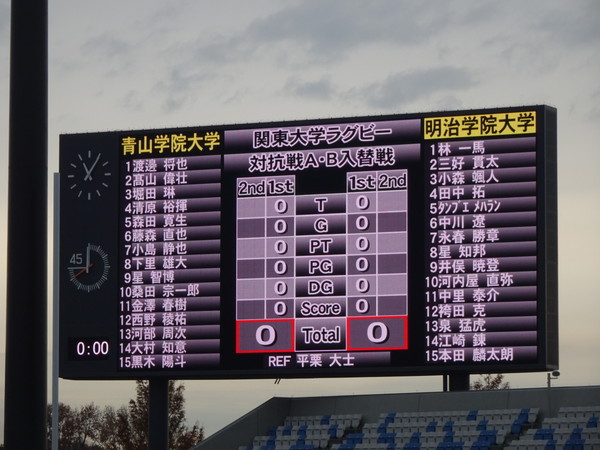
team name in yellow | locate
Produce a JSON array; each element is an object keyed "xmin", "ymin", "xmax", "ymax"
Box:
[
  {"xmin": 424, "ymin": 112, "xmax": 536, "ymax": 140},
  {"xmin": 121, "ymin": 131, "xmax": 221, "ymax": 156}
]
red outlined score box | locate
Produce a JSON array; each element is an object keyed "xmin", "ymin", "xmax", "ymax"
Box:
[
  {"xmin": 236, "ymin": 319, "xmax": 295, "ymax": 353},
  {"xmin": 347, "ymin": 316, "xmax": 408, "ymax": 351}
]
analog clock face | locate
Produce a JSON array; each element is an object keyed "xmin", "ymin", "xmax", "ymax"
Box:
[
  {"xmin": 67, "ymin": 243, "xmax": 110, "ymax": 292},
  {"xmin": 66, "ymin": 150, "xmax": 111, "ymax": 200}
]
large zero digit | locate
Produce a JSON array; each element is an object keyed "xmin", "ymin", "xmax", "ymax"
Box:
[
  {"xmin": 367, "ymin": 322, "xmax": 389, "ymax": 344},
  {"xmin": 356, "ymin": 236, "xmax": 370, "ymax": 251},
  {"xmin": 274, "ymin": 199, "xmax": 288, "ymax": 214},
  {"xmin": 274, "ymin": 281, "xmax": 288, "ymax": 295},
  {"xmin": 274, "ymin": 301, "xmax": 287, "ymax": 316},
  {"xmin": 274, "ymin": 240, "xmax": 287, "ymax": 255},
  {"xmin": 256, "ymin": 325, "xmax": 277, "ymax": 346}
]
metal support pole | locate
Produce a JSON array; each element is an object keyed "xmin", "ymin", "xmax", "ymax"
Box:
[
  {"xmin": 448, "ymin": 374, "xmax": 470, "ymax": 391},
  {"xmin": 4, "ymin": 0, "xmax": 48, "ymax": 448},
  {"xmin": 149, "ymin": 379, "xmax": 169, "ymax": 450},
  {"xmin": 52, "ymin": 174, "xmax": 60, "ymax": 449}
]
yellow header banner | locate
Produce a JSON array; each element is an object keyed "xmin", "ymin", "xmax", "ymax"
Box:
[
  {"xmin": 424, "ymin": 111, "xmax": 536, "ymax": 140},
  {"xmin": 121, "ymin": 130, "xmax": 222, "ymax": 156}
]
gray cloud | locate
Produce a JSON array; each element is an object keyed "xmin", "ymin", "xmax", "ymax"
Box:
[
  {"xmin": 185, "ymin": 1, "xmax": 476, "ymax": 67},
  {"xmin": 534, "ymin": 0, "xmax": 600, "ymax": 47},
  {"xmin": 153, "ymin": 67, "xmax": 219, "ymax": 112},
  {"xmin": 80, "ymin": 32, "xmax": 130, "ymax": 62},
  {"xmin": 286, "ymin": 76, "xmax": 335, "ymax": 100},
  {"xmin": 150, "ymin": 1, "xmax": 482, "ymax": 110},
  {"xmin": 0, "ymin": 2, "xmax": 8, "ymax": 39},
  {"xmin": 355, "ymin": 66, "xmax": 476, "ymax": 109},
  {"xmin": 587, "ymin": 88, "xmax": 600, "ymax": 120},
  {"xmin": 243, "ymin": 2, "xmax": 462, "ymax": 59}
]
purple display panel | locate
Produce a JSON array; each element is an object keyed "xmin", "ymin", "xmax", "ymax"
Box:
[{"xmin": 235, "ymin": 169, "xmax": 408, "ymax": 357}]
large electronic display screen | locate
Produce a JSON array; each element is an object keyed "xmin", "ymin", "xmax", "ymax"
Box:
[{"xmin": 59, "ymin": 105, "xmax": 558, "ymax": 379}]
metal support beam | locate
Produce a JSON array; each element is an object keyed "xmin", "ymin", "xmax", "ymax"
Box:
[
  {"xmin": 149, "ymin": 379, "xmax": 169, "ymax": 450},
  {"xmin": 449, "ymin": 373, "xmax": 470, "ymax": 391},
  {"xmin": 4, "ymin": 0, "xmax": 48, "ymax": 448}
]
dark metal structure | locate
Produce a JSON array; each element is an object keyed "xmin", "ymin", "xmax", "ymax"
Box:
[{"xmin": 4, "ymin": 0, "xmax": 48, "ymax": 448}]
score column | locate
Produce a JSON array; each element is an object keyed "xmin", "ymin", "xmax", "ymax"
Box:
[
  {"xmin": 236, "ymin": 176, "xmax": 296, "ymax": 353},
  {"xmin": 346, "ymin": 170, "xmax": 409, "ymax": 351}
]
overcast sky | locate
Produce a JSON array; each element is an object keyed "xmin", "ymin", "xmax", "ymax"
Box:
[{"xmin": 1, "ymin": 0, "xmax": 600, "ymax": 441}]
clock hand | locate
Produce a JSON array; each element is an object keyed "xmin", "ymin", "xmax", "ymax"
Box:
[
  {"xmin": 86, "ymin": 243, "xmax": 92, "ymax": 271},
  {"xmin": 73, "ymin": 263, "xmax": 94, "ymax": 279},
  {"xmin": 83, "ymin": 154, "xmax": 101, "ymax": 181},
  {"xmin": 82, "ymin": 162, "xmax": 91, "ymax": 179}
]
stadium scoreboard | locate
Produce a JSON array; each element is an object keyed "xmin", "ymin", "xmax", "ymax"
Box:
[{"xmin": 59, "ymin": 105, "xmax": 558, "ymax": 379}]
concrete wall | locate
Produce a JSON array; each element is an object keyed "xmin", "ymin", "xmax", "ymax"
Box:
[
  {"xmin": 194, "ymin": 397, "xmax": 292, "ymax": 450},
  {"xmin": 193, "ymin": 385, "xmax": 600, "ymax": 450}
]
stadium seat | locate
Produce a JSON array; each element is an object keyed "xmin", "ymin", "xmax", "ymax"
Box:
[{"xmin": 237, "ymin": 403, "xmax": 600, "ymax": 450}]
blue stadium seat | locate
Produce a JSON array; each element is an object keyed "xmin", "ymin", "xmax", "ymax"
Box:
[
  {"xmin": 443, "ymin": 421, "xmax": 454, "ymax": 432},
  {"xmin": 329, "ymin": 423, "xmax": 340, "ymax": 437},
  {"xmin": 443, "ymin": 430, "xmax": 455, "ymax": 443},
  {"xmin": 476, "ymin": 419, "xmax": 487, "ymax": 431},
  {"xmin": 290, "ymin": 445, "xmax": 315, "ymax": 450},
  {"xmin": 410, "ymin": 432, "xmax": 421, "ymax": 443},
  {"xmin": 378, "ymin": 432, "xmax": 395, "ymax": 444},
  {"xmin": 436, "ymin": 442, "xmax": 463, "ymax": 450},
  {"xmin": 469, "ymin": 442, "xmax": 490, "ymax": 450},
  {"xmin": 534, "ymin": 428, "xmax": 555, "ymax": 440},
  {"xmin": 338, "ymin": 444, "xmax": 355, "ymax": 450},
  {"xmin": 403, "ymin": 443, "xmax": 421, "ymax": 450},
  {"xmin": 517, "ymin": 408, "xmax": 531, "ymax": 422},
  {"xmin": 477, "ymin": 430, "xmax": 498, "ymax": 445},
  {"xmin": 510, "ymin": 420, "xmax": 523, "ymax": 435},
  {"xmin": 563, "ymin": 438, "xmax": 586, "ymax": 450},
  {"xmin": 346, "ymin": 433, "xmax": 364, "ymax": 445},
  {"xmin": 507, "ymin": 408, "xmax": 533, "ymax": 436},
  {"xmin": 467, "ymin": 410, "xmax": 478, "ymax": 421},
  {"xmin": 384, "ymin": 413, "xmax": 396, "ymax": 425}
]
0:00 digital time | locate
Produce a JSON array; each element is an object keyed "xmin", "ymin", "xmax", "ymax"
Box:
[{"xmin": 75, "ymin": 340, "xmax": 109, "ymax": 357}]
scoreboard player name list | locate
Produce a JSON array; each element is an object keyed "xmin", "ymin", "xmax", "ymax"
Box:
[
  {"xmin": 424, "ymin": 136, "xmax": 538, "ymax": 365},
  {"xmin": 119, "ymin": 154, "xmax": 222, "ymax": 370}
]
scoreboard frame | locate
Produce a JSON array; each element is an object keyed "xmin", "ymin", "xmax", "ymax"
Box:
[{"xmin": 58, "ymin": 105, "xmax": 558, "ymax": 380}]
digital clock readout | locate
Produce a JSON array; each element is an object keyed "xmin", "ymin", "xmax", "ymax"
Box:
[{"xmin": 69, "ymin": 338, "xmax": 110, "ymax": 361}]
